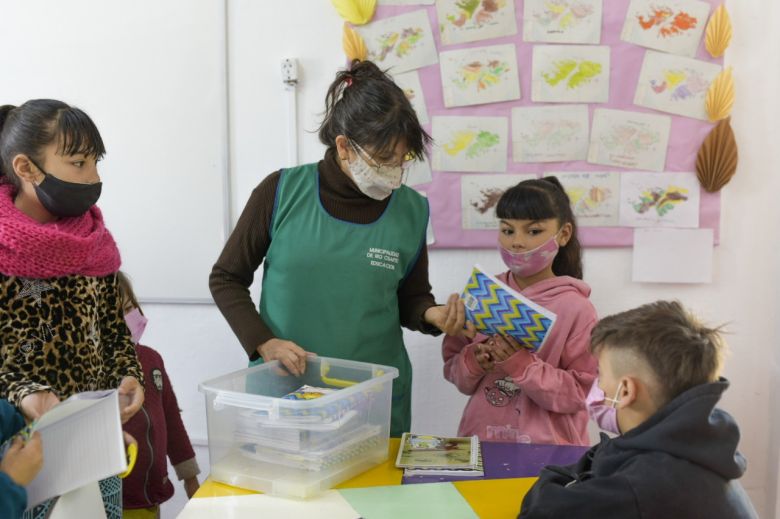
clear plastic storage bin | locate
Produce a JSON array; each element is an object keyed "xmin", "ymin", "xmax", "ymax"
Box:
[{"xmin": 199, "ymin": 356, "xmax": 398, "ymax": 498}]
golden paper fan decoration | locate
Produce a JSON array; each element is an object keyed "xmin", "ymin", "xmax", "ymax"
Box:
[
  {"xmin": 331, "ymin": 0, "xmax": 376, "ymax": 26},
  {"xmin": 705, "ymin": 4, "xmax": 732, "ymax": 58},
  {"xmin": 343, "ymin": 24, "xmax": 367, "ymax": 62},
  {"xmin": 705, "ymin": 66, "xmax": 735, "ymax": 122},
  {"xmin": 696, "ymin": 117, "xmax": 738, "ymax": 193}
]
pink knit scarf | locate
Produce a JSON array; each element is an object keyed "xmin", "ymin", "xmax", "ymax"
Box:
[{"xmin": 0, "ymin": 183, "xmax": 121, "ymax": 278}]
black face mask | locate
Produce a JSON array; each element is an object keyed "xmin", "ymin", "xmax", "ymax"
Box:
[{"xmin": 29, "ymin": 159, "xmax": 102, "ymax": 217}]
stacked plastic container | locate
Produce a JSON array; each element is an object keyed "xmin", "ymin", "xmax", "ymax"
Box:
[{"xmin": 199, "ymin": 356, "xmax": 398, "ymax": 498}]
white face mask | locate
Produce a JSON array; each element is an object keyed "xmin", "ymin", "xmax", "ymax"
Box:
[{"xmin": 347, "ymin": 142, "xmax": 404, "ymax": 201}]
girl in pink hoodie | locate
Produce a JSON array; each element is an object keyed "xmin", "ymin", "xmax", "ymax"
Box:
[{"xmin": 443, "ymin": 177, "xmax": 597, "ymax": 446}]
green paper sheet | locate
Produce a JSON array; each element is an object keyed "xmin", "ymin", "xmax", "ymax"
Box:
[{"xmin": 339, "ymin": 482, "xmax": 479, "ymax": 519}]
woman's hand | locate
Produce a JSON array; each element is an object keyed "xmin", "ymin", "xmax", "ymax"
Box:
[
  {"xmin": 118, "ymin": 377, "xmax": 145, "ymax": 423},
  {"xmin": 257, "ymin": 338, "xmax": 308, "ymax": 376},
  {"xmin": 424, "ymin": 294, "xmax": 476, "ymax": 339},
  {"xmin": 19, "ymin": 391, "xmax": 60, "ymax": 422},
  {"xmin": 0, "ymin": 432, "xmax": 43, "ymax": 486}
]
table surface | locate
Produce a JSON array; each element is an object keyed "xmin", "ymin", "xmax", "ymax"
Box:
[{"xmin": 192, "ymin": 438, "xmax": 588, "ymax": 518}]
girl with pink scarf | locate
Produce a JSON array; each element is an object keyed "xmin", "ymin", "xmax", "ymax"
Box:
[{"xmin": 0, "ymin": 99, "xmax": 144, "ymax": 519}]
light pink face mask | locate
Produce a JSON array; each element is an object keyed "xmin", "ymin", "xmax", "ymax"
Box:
[
  {"xmin": 499, "ymin": 232, "xmax": 560, "ymax": 278},
  {"xmin": 124, "ymin": 308, "xmax": 148, "ymax": 345},
  {"xmin": 586, "ymin": 378, "xmax": 621, "ymax": 435}
]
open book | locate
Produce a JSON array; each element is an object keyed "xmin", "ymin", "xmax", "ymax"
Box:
[
  {"xmin": 395, "ymin": 433, "xmax": 480, "ymax": 475},
  {"xmin": 0, "ymin": 390, "xmax": 128, "ymax": 509},
  {"xmin": 461, "ymin": 264, "xmax": 557, "ymax": 353}
]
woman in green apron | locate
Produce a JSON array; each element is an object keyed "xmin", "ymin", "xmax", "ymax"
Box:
[{"xmin": 210, "ymin": 60, "xmax": 473, "ymax": 436}]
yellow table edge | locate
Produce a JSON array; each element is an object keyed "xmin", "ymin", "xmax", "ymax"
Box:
[{"xmin": 194, "ymin": 437, "xmax": 536, "ymax": 518}]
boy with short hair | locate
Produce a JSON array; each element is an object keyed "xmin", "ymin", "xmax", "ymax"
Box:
[{"xmin": 518, "ymin": 300, "xmax": 757, "ymax": 519}]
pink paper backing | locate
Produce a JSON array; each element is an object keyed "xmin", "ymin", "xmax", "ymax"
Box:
[{"xmin": 370, "ymin": 1, "xmax": 723, "ymax": 248}]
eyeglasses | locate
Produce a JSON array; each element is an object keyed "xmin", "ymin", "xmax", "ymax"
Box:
[{"xmin": 350, "ymin": 140, "xmax": 414, "ymax": 173}]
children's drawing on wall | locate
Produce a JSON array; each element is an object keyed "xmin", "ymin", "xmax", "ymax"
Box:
[
  {"xmin": 511, "ymin": 104, "xmax": 589, "ymax": 163},
  {"xmin": 620, "ymin": 0, "xmax": 711, "ymax": 57},
  {"xmin": 461, "ymin": 174, "xmax": 536, "ymax": 229},
  {"xmin": 618, "ymin": 171, "xmax": 700, "ymax": 227},
  {"xmin": 439, "ymin": 43, "xmax": 521, "ymax": 107},
  {"xmin": 588, "ymin": 108, "xmax": 671, "ymax": 171},
  {"xmin": 437, "ymin": 0, "xmax": 518, "ymax": 45},
  {"xmin": 523, "ymin": 0, "xmax": 603, "ymax": 44},
  {"xmin": 357, "ymin": 10, "xmax": 438, "ymax": 74},
  {"xmin": 557, "ymin": 171, "xmax": 620, "ymax": 226},
  {"xmin": 432, "ymin": 116, "xmax": 508, "ymax": 172},
  {"xmin": 531, "ymin": 44, "xmax": 610, "ymax": 103},
  {"xmin": 634, "ymin": 50, "xmax": 721, "ymax": 120},
  {"xmin": 393, "ymin": 70, "xmax": 430, "ymax": 124}
]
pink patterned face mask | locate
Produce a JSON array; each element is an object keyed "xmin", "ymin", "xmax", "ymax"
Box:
[{"xmin": 499, "ymin": 231, "xmax": 560, "ymax": 278}]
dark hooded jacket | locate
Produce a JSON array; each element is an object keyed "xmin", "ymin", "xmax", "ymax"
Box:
[{"xmin": 518, "ymin": 378, "xmax": 757, "ymax": 519}]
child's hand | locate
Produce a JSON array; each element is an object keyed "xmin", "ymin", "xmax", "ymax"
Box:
[
  {"xmin": 487, "ymin": 335, "xmax": 520, "ymax": 362},
  {"xmin": 119, "ymin": 377, "xmax": 145, "ymax": 424},
  {"xmin": 258, "ymin": 338, "xmax": 308, "ymax": 376},
  {"xmin": 184, "ymin": 476, "xmax": 200, "ymax": 499},
  {"xmin": 0, "ymin": 432, "xmax": 43, "ymax": 486},
  {"xmin": 424, "ymin": 294, "xmax": 477, "ymax": 339},
  {"xmin": 474, "ymin": 343, "xmax": 494, "ymax": 372},
  {"xmin": 20, "ymin": 391, "xmax": 60, "ymax": 422}
]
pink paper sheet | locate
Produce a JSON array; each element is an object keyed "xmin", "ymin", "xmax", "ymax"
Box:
[{"xmin": 370, "ymin": 1, "xmax": 723, "ymax": 248}]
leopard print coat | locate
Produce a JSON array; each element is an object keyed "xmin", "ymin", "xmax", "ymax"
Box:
[{"xmin": 0, "ymin": 273, "xmax": 143, "ymax": 406}]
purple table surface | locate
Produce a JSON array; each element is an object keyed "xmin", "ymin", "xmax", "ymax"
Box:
[{"xmin": 402, "ymin": 441, "xmax": 589, "ymax": 485}]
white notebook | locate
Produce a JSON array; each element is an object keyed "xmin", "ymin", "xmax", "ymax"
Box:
[{"xmin": 25, "ymin": 390, "xmax": 127, "ymax": 509}]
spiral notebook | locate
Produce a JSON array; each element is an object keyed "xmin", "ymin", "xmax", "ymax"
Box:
[
  {"xmin": 461, "ymin": 264, "xmax": 557, "ymax": 352},
  {"xmin": 19, "ymin": 390, "xmax": 127, "ymax": 509}
]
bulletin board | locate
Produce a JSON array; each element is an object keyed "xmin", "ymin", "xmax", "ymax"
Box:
[{"xmin": 345, "ymin": 0, "xmax": 729, "ymax": 248}]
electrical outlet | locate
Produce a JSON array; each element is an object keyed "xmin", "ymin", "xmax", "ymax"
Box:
[{"xmin": 281, "ymin": 58, "xmax": 298, "ymax": 88}]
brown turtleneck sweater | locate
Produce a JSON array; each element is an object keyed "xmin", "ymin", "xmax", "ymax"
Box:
[{"xmin": 209, "ymin": 149, "xmax": 439, "ymax": 360}]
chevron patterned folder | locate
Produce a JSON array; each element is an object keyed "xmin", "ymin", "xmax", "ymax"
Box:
[{"xmin": 461, "ymin": 265, "xmax": 557, "ymax": 352}]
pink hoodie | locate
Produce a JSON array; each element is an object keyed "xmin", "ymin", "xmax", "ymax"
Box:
[{"xmin": 443, "ymin": 272, "xmax": 598, "ymax": 446}]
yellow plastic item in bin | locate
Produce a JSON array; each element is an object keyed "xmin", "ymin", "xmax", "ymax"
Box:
[
  {"xmin": 320, "ymin": 360, "xmax": 386, "ymax": 388},
  {"xmin": 320, "ymin": 360, "xmax": 358, "ymax": 388}
]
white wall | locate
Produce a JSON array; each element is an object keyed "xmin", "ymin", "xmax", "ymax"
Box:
[
  {"xmin": 0, "ymin": 0, "xmax": 229, "ymax": 302},
  {"xmin": 2, "ymin": 1, "xmax": 775, "ymax": 518}
]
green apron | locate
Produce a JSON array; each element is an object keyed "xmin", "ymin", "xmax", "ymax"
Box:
[{"xmin": 254, "ymin": 163, "xmax": 428, "ymax": 436}]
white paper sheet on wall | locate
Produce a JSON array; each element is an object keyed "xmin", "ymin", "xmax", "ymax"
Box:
[
  {"xmin": 618, "ymin": 171, "xmax": 700, "ymax": 228},
  {"xmin": 632, "ymin": 228, "xmax": 713, "ymax": 283},
  {"xmin": 432, "ymin": 116, "xmax": 509, "ymax": 173},
  {"xmin": 634, "ymin": 50, "xmax": 722, "ymax": 121},
  {"xmin": 437, "ymin": 0, "xmax": 518, "ymax": 45},
  {"xmin": 357, "ymin": 10, "xmax": 439, "ymax": 74},
  {"xmin": 439, "ymin": 44, "xmax": 521, "ymax": 108},
  {"xmin": 620, "ymin": 0, "xmax": 711, "ymax": 58},
  {"xmin": 512, "ymin": 105, "xmax": 590, "ymax": 163},
  {"xmin": 523, "ymin": 0, "xmax": 603, "ymax": 44}
]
